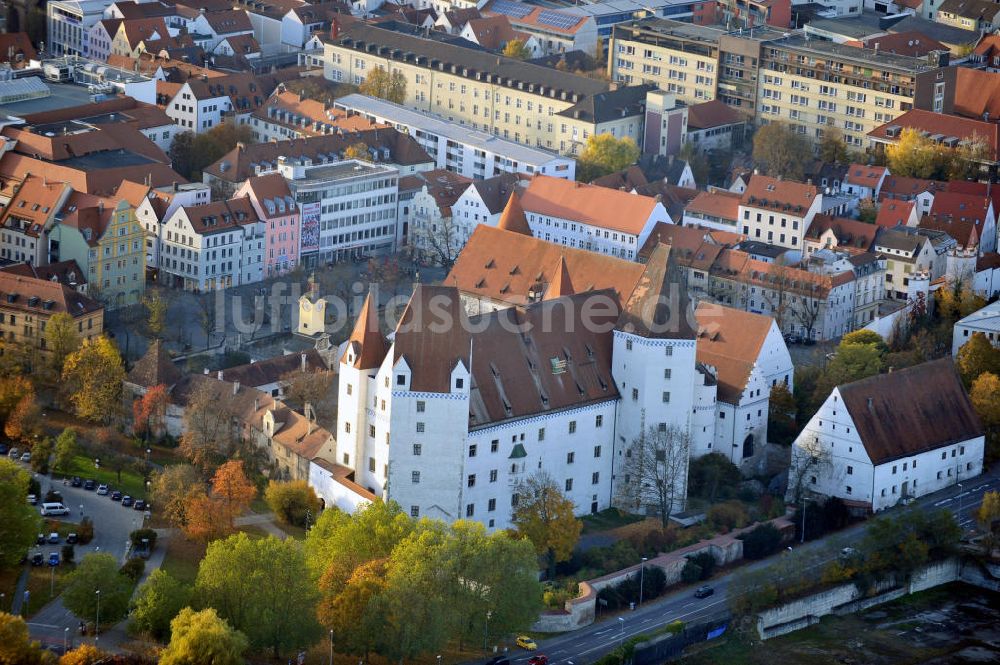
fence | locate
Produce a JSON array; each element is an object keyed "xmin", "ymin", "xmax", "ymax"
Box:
[{"xmin": 632, "ymin": 612, "xmax": 731, "ymax": 665}]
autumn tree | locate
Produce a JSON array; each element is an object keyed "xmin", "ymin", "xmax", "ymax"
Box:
[
  {"xmin": 179, "ymin": 381, "xmax": 240, "ymax": 469},
  {"xmin": 211, "ymin": 460, "xmax": 257, "ymax": 529},
  {"xmin": 752, "ymin": 122, "xmax": 810, "ymax": 180},
  {"xmin": 159, "ymin": 607, "xmax": 247, "ymax": 665},
  {"xmin": 577, "ymin": 133, "xmax": 640, "ymax": 182},
  {"xmin": 818, "ymin": 129, "xmax": 849, "ymax": 164},
  {"xmin": 0, "ymin": 612, "xmax": 53, "ymax": 665},
  {"xmin": 194, "ymin": 533, "xmax": 322, "ymax": 659},
  {"xmin": 342, "ymin": 142, "xmax": 371, "ymax": 161},
  {"xmin": 957, "ymin": 332, "xmax": 1000, "ymax": 387},
  {"xmin": 511, "ymin": 472, "xmax": 583, "ymax": 577},
  {"xmin": 264, "ymin": 480, "xmax": 321, "ymax": 527},
  {"xmin": 949, "ymin": 133, "xmax": 990, "ymax": 181},
  {"xmin": 143, "ymin": 289, "xmax": 169, "ymax": 339},
  {"xmin": 30, "ymin": 436, "xmax": 52, "ymax": 474},
  {"xmin": 280, "ymin": 368, "xmax": 335, "ymax": 426},
  {"xmin": 58, "ymin": 644, "xmax": 107, "ymax": 665},
  {"xmin": 44, "ymin": 311, "xmax": 80, "ymax": 380},
  {"xmin": 319, "ymin": 557, "xmax": 388, "ymax": 659},
  {"xmin": 977, "ymin": 490, "xmax": 1000, "ymax": 553},
  {"xmin": 0, "ymin": 375, "xmax": 33, "ymax": 427},
  {"xmin": 970, "ymin": 372, "xmax": 1000, "ymax": 462},
  {"xmin": 886, "ymin": 128, "xmax": 949, "ymax": 179},
  {"xmin": 150, "ymin": 464, "xmax": 204, "ymax": 529},
  {"xmin": 62, "ymin": 553, "xmax": 132, "ymax": 628},
  {"xmin": 0, "ymin": 459, "xmax": 41, "ymax": 569},
  {"xmin": 305, "ymin": 500, "xmax": 415, "ymax": 581},
  {"xmin": 617, "ymin": 424, "xmax": 691, "ymax": 529},
  {"xmin": 359, "ymin": 67, "xmax": 407, "ymax": 104},
  {"xmin": 182, "ymin": 490, "xmax": 230, "ymax": 543},
  {"xmin": 130, "ymin": 569, "xmax": 192, "ymax": 641},
  {"xmin": 61, "ymin": 336, "xmax": 126, "ymax": 423},
  {"xmin": 4, "ymin": 392, "xmax": 41, "ymax": 445},
  {"xmin": 502, "ymin": 38, "xmax": 532, "ymax": 60},
  {"xmin": 53, "ymin": 428, "xmax": 79, "ymax": 475},
  {"xmin": 132, "ymin": 384, "xmax": 170, "ymax": 441}
]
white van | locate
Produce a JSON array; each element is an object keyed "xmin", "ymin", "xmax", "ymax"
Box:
[{"xmin": 40, "ymin": 502, "xmax": 69, "ymax": 516}]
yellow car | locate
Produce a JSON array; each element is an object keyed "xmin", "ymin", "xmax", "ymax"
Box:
[{"xmin": 516, "ymin": 636, "xmax": 537, "ymax": 650}]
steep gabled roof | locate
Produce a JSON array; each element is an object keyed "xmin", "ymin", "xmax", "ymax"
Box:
[
  {"xmin": 0, "ymin": 272, "xmax": 103, "ymax": 319},
  {"xmin": 342, "ymin": 291, "xmax": 387, "ymax": 370},
  {"xmin": 128, "ymin": 339, "xmax": 182, "ymax": 389},
  {"xmin": 875, "ymin": 200, "xmax": 916, "ymax": 228},
  {"xmin": 839, "ymin": 358, "xmax": 983, "ymax": 465},
  {"xmin": 496, "ymin": 191, "xmax": 532, "ymax": 234},
  {"xmin": 805, "ymin": 214, "xmax": 879, "ymax": 251},
  {"xmin": 616, "ymin": 243, "xmax": 696, "ymax": 340},
  {"xmin": 694, "ymin": 303, "xmax": 775, "ymax": 404}
]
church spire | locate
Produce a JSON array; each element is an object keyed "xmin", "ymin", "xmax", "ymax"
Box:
[{"xmin": 341, "ymin": 290, "xmax": 388, "ymax": 369}]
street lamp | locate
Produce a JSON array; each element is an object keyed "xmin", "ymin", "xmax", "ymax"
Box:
[
  {"xmin": 957, "ymin": 482, "xmax": 964, "ymax": 524},
  {"xmin": 95, "ymin": 590, "xmax": 101, "ymax": 644},
  {"xmin": 64, "ymin": 627, "xmax": 69, "ymax": 654},
  {"xmin": 329, "ymin": 629, "xmax": 334, "ymax": 665},
  {"xmin": 638, "ymin": 557, "xmax": 647, "ymax": 607},
  {"xmin": 484, "ymin": 610, "xmax": 492, "ymax": 650},
  {"xmin": 800, "ymin": 496, "xmax": 814, "ymax": 544},
  {"xmin": 617, "ymin": 616, "xmax": 625, "ymax": 648}
]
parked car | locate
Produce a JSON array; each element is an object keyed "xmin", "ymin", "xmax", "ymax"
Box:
[
  {"xmin": 40, "ymin": 502, "xmax": 69, "ymax": 516},
  {"xmin": 110, "ymin": 491, "xmax": 122, "ymax": 502},
  {"xmin": 133, "ymin": 500, "xmax": 146, "ymax": 511},
  {"xmin": 516, "ymin": 636, "xmax": 537, "ymax": 650},
  {"xmin": 96, "ymin": 484, "xmax": 109, "ymax": 495},
  {"xmin": 70, "ymin": 477, "xmax": 82, "ymax": 488},
  {"xmin": 83, "ymin": 479, "xmax": 96, "ymax": 491},
  {"xmin": 0, "ymin": 443, "xmax": 8, "ymax": 455},
  {"xmin": 20, "ymin": 452, "xmax": 31, "ymax": 463},
  {"xmin": 27, "ymin": 494, "xmax": 37, "ymax": 505},
  {"xmin": 694, "ymin": 585, "xmax": 714, "ymax": 599},
  {"xmin": 121, "ymin": 496, "xmax": 134, "ymax": 508},
  {"xmin": 66, "ymin": 533, "xmax": 78, "ymax": 545},
  {"xmin": 8, "ymin": 448, "xmax": 18, "ymax": 459},
  {"xmin": 36, "ymin": 534, "xmax": 45, "ymax": 545},
  {"xmin": 47, "ymin": 533, "xmax": 60, "ymax": 544},
  {"xmin": 528, "ymin": 655, "xmax": 549, "ymax": 665},
  {"xmin": 30, "ymin": 553, "xmax": 44, "ymax": 566},
  {"xmin": 48, "ymin": 552, "xmax": 60, "ymax": 566}
]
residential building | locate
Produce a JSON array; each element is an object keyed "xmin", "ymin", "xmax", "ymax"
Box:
[
  {"xmin": 335, "ymin": 93, "xmax": 577, "ymax": 180},
  {"xmin": 875, "ymin": 200, "xmax": 920, "ymax": 228},
  {"xmin": 519, "ymin": 176, "xmax": 671, "ymax": 260},
  {"xmin": 845, "ymin": 31, "xmax": 948, "ymax": 58},
  {"xmin": 758, "ymin": 37, "xmax": 951, "ymax": 150},
  {"xmin": 935, "ymin": 0, "xmax": 1000, "ymax": 32},
  {"xmin": 249, "ymin": 88, "xmax": 378, "ymax": 143},
  {"xmin": 737, "ymin": 175, "xmax": 823, "ymax": 250},
  {"xmin": 117, "ymin": 180, "xmax": 211, "ymax": 273},
  {"xmin": 846, "ymin": 252, "xmax": 887, "ymax": 328},
  {"xmin": 0, "ymin": 260, "xmax": 89, "ymax": 294},
  {"xmin": 878, "ymin": 175, "xmax": 946, "ymax": 216},
  {"xmin": 157, "ymin": 197, "xmax": 265, "ymax": 291},
  {"xmin": 842, "ymin": 164, "xmax": 888, "ymax": 203},
  {"xmin": 320, "ymin": 22, "xmax": 650, "ymax": 156},
  {"xmin": 787, "ymin": 358, "xmax": 984, "ymax": 512},
  {"xmin": 201, "ymin": 130, "xmax": 432, "ymax": 198},
  {"xmin": 407, "ymin": 169, "xmax": 474, "ymax": 266},
  {"xmin": 682, "ymin": 190, "xmax": 742, "ymax": 232},
  {"xmin": 803, "ymin": 214, "xmax": 879, "ymax": 256},
  {"xmin": 643, "ymin": 91, "xmax": 690, "ymax": 158},
  {"xmin": 0, "ymin": 32, "xmax": 39, "ymax": 68},
  {"xmin": 868, "ymin": 110, "xmax": 999, "ymax": 179},
  {"xmin": 110, "ymin": 17, "xmax": 170, "ymax": 58},
  {"xmin": 692, "ymin": 302, "xmax": 793, "ymax": 472},
  {"xmin": 163, "ymin": 71, "xmax": 277, "ymax": 133},
  {"xmin": 716, "ymin": 0, "xmax": 792, "ymax": 28},
  {"xmin": 460, "ymin": 15, "xmax": 541, "ymax": 57},
  {"xmin": 17, "ymin": 97, "xmax": 179, "ymax": 153},
  {"xmin": 480, "ymin": 1, "xmax": 598, "ymax": 55},
  {"xmin": 47, "ymin": 0, "xmax": 114, "ymax": 57},
  {"xmin": 0, "ymin": 271, "xmax": 104, "ymax": 359},
  {"xmin": 219, "ymin": 349, "xmax": 329, "ymax": 399},
  {"xmin": 952, "ymin": 299, "xmax": 1000, "ymax": 356},
  {"xmin": 921, "ymin": 190, "xmax": 997, "ymax": 256},
  {"xmin": 278, "ymin": 158, "xmax": 399, "ymax": 268},
  {"xmin": 874, "ymin": 226, "xmax": 951, "ymax": 300},
  {"xmin": 235, "ymin": 173, "xmax": 301, "ymax": 278},
  {"xmin": 0, "ymin": 174, "xmax": 73, "ymax": 266},
  {"xmin": 685, "ymin": 99, "xmax": 746, "ymax": 155},
  {"xmin": 49, "ymin": 192, "xmax": 146, "ymax": 308}
]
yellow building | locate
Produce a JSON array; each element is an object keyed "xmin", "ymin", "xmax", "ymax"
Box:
[
  {"xmin": 322, "ymin": 23, "xmax": 650, "ymax": 156},
  {"xmin": 0, "ymin": 271, "xmax": 104, "ymax": 357},
  {"xmin": 757, "ymin": 37, "xmax": 950, "ymax": 150}
]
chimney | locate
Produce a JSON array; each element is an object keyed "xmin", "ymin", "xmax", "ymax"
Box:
[
  {"xmin": 301, "ymin": 352, "xmax": 307, "ymax": 372},
  {"xmin": 217, "ymin": 370, "xmax": 224, "ymax": 380},
  {"xmin": 233, "ymin": 381, "xmax": 240, "ymax": 395},
  {"xmin": 254, "ymin": 397, "xmax": 259, "ymax": 412}
]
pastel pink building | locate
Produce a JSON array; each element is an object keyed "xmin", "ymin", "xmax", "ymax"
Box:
[{"xmin": 236, "ymin": 173, "xmax": 300, "ymax": 277}]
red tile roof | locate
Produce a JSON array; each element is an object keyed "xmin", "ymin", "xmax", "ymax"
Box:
[
  {"xmin": 741, "ymin": 175, "xmax": 818, "ymax": 214},
  {"xmin": 694, "ymin": 302, "xmax": 775, "ymax": 404},
  {"xmin": 855, "ymin": 31, "xmax": 946, "ymax": 57},
  {"xmin": 686, "ymin": 100, "xmax": 744, "ymax": 130},
  {"xmin": 845, "ymin": 164, "xmax": 887, "ymax": 190},
  {"xmin": 520, "ymin": 175, "xmax": 660, "ymax": 235},
  {"xmin": 0, "ymin": 272, "xmax": 102, "ymax": 319},
  {"xmin": 953, "ymin": 67, "xmax": 1000, "ymax": 122},
  {"xmin": 805, "ymin": 214, "xmax": 879, "ymax": 251},
  {"xmin": 496, "ymin": 192, "xmax": 531, "ymax": 235},
  {"xmin": 0, "ymin": 32, "xmax": 38, "ymax": 66},
  {"xmin": 878, "ymin": 175, "xmax": 947, "ymax": 202},
  {"xmin": 868, "ymin": 109, "xmax": 1000, "ymax": 162},
  {"xmin": 875, "ymin": 200, "xmax": 916, "ymax": 228},
  {"xmin": 685, "ymin": 190, "xmax": 741, "ymax": 222}
]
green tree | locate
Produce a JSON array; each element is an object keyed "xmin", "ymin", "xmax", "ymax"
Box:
[
  {"xmin": 150, "ymin": 464, "xmax": 204, "ymax": 529},
  {"xmin": 511, "ymin": 472, "xmax": 582, "ymax": 577},
  {"xmin": 977, "ymin": 490, "xmax": 1000, "ymax": 553},
  {"xmin": 143, "ymin": 290, "xmax": 168, "ymax": 339},
  {"xmin": 44, "ymin": 312, "xmax": 80, "ymax": 380},
  {"xmin": 577, "ymin": 133, "xmax": 640, "ymax": 182},
  {"xmin": 62, "ymin": 554, "xmax": 132, "ymax": 628},
  {"xmin": 502, "ymin": 38, "xmax": 532, "ymax": 60},
  {"xmin": 194, "ymin": 533, "xmax": 322, "ymax": 659},
  {"xmin": 53, "ymin": 428, "xmax": 78, "ymax": 475},
  {"xmin": 30, "ymin": 437, "xmax": 52, "ymax": 474},
  {"xmin": 767, "ymin": 384, "xmax": 797, "ymax": 446},
  {"xmin": 841, "ymin": 329, "xmax": 888, "ymax": 353},
  {"xmin": 0, "ymin": 459, "xmax": 41, "ymax": 569},
  {"xmin": 956, "ymin": 332, "xmax": 1000, "ymax": 387},
  {"xmin": 818, "ymin": 129, "xmax": 849, "ymax": 164},
  {"xmin": 815, "ymin": 338, "xmax": 884, "ymax": 399},
  {"xmin": 168, "ymin": 131, "xmax": 196, "ymax": 181},
  {"xmin": 359, "ymin": 67, "xmax": 407, "ymax": 104},
  {"xmin": 0, "ymin": 612, "xmax": 53, "ymax": 665},
  {"xmin": 688, "ymin": 452, "xmax": 742, "ymax": 501},
  {"xmin": 61, "ymin": 336, "xmax": 126, "ymax": 423},
  {"xmin": 752, "ymin": 122, "xmax": 810, "ymax": 180},
  {"xmin": 304, "ymin": 500, "xmax": 415, "ymax": 580},
  {"xmin": 886, "ymin": 128, "xmax": 947, "ymax": 179},
  {"xmin": 159, "ymin": 607, "xmax": 247, "ymax": 665},
  {"xmin": 264, "ymin": 480, "xmax": 321, "ymax": 527},
  {"xmin": 130, "ymin": 569, "xmax": 192, "ymax": 641}
]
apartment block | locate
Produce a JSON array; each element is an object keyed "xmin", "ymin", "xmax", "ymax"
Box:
[
  {"xmin": 757, "ymin": 37, "xmax": 951, "ymax": 150},
  {"xmin": 0, "ymin": 271, "xmax": 104, "ymax": 358},
  {"xmin": 321, "ymin": 23, "xmax": 650, "ymax": 156}
]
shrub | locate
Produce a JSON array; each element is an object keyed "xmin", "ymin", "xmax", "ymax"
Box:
[
  {"xmin": 739, "ymin": 523, "xmax": 783, "ymax": 560},
  {"xmin": 680, "ymin": 560, "xmax": 702, "ymax": 584},
  {"xmin": 77, "ymin": 517, "xmax": 94, "ymax": 545},
  {"xmin": 688, "ymin": 453, "xmax": 742, "ymax": 501},
  {"xmin": 688, "ymin": 552, "xmax": 716, "ymax": 580},
  {"xmin": 120, "ymin": 557, "xmax": 145, "ymax": 582},
  {"xmin": 130, "ymin": 528, "xmax": 158, "ymax": 550},
  {"xmin": 707, "ymin": 500, "xmax": 749, "ymax": 532}
]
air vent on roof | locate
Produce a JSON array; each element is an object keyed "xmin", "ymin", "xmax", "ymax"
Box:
[{"xmin": 550, "ymin": 357, "xmax": 567, "ymax": 375}]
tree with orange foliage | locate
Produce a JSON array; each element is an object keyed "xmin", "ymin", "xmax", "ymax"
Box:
[
  {"xmin": 0, "ymin": 375, "xmax": 34, "ymax": 426},
  {"xmin": 182, "ymin": 490, "xmax": 230, "ymax": 543},
  {"xmin": 4, "ymin": 392, "xmax": 42, "ymax": 445},
  {"xmin": 133, "ymin": 384, "xmax": 170, "ymax": 441},
  {"xmin": 211, "ymin": 460, "xmax": 257, "ymax": 529}
]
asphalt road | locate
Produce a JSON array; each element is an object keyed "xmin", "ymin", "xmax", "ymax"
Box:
[
  {"xmin": 502, "ymin": 469, "xmax": 1000, "ymax": 665},
  {"xmin": 20, "ymin": 464, "xmax": 150, "ymax": 648}
]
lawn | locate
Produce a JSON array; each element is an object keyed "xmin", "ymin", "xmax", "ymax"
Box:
[
  {"xmin": 581, "ymin": 508, "xmax": 645, "ymax": 534},
  {"xmin": 23, "ymin": 563, "xmax": 75, "ymax": 618},
  {"xmin": 53, "ymin": 454, "xmax": 148, "ymax": 499},
  {"xmin": 160, "ymin": 535, "xmax": 205, "ymax": 586}
]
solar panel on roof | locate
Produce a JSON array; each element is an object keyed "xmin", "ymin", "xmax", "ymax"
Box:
[
  {"xmin": 490, "ymin": 0, "xmax": 533, "ymax": 19},
  {"xmin": 537, "ymin": 9, "xmax": 580, "ymax": 30}
]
